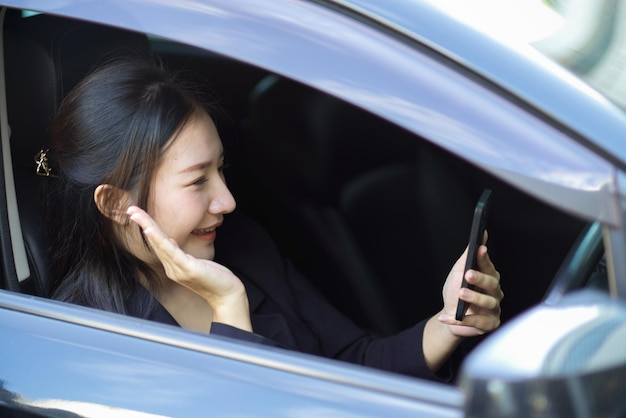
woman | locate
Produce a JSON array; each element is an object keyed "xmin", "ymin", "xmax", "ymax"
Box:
[{"xmin": 45, "ymin": 58, "xmax": 503, "ymax": 380}]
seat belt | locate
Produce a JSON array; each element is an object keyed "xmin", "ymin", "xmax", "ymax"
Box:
[{"xmin": 0, "ymin": 7, "xmax": 31, "ymax": 285}]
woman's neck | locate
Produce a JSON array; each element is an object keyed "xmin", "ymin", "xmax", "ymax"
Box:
[{"xmin": 148, "ymin": 273, "xmax": 215, "ymax": 333}]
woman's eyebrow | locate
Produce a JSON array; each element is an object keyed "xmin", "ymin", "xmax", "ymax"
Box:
[
  {"xmin": 178, "ymin": 161, "xmax": 210, "ymax": 174},
  {"xmin": 177, "ymin": 151, "xmax": 224, "ymax": 174}
]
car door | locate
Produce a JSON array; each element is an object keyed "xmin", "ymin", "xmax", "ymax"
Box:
[{"xmin": 0, "ymin": 0, "xmax": 625, "ymax": 417}]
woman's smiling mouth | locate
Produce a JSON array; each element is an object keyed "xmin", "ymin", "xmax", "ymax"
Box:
[{"xmin": 191, "ymin": 225, "xmax": 218, "ymax": 241}]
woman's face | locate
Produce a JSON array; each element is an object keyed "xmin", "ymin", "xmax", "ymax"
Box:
[{"xmin": 132, "ymin": 110, "xmax": 236, "ymax": 265}]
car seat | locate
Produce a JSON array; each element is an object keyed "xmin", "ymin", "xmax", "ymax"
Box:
[{"xmin": 3, "ymin": 10, "xmax": 149, "ymax": 296}]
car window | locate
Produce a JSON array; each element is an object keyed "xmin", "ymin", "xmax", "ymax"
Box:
[{"xmin": 1, "ymin": 8, "xmax": 588, "ymax": 336}]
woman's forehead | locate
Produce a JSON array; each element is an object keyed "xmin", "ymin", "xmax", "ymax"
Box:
[{"xmin": 159, "ymin": 111, "xmax": 222, "ymax": 171}]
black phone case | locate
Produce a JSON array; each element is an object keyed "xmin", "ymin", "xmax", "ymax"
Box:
[{"xmin": 455, "ymin": 189, "xmax": 491, "ymax": 321}]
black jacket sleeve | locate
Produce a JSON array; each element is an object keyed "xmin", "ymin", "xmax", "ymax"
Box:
[{"xmin": 209, "ymin": 322, "xmax": 284, "ymax": 347}]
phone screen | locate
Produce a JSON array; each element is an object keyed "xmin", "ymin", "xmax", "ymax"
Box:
[{"xmin": 455, "ymin": 189, "xmax": 492, "ymax": 321}]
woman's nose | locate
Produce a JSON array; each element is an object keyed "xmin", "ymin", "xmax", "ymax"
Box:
[{"xmin": 208, "ymin": 178, "xmax": 236, "ymax": 215}]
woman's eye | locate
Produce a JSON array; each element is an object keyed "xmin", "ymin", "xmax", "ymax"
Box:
[{"xmin": 191, "ymin": 177, "xmax": 208, "ymax": 186}]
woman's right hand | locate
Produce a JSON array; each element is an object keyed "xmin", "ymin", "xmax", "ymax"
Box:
[{"xmin": 127, "ymin": 206, "xmax": 252, "ymax": 332}]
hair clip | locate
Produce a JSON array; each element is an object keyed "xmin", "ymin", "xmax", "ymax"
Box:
[{"xmin": 34, "ymin": 149, "xmax": 58, "ymax": 177}]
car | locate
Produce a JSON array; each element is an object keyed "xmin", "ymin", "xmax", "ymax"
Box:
[{"xmin": 0, "ymin": 0, "xmax": 625, "ymax": 416}]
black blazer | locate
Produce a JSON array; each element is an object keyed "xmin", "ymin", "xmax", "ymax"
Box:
[{"xmin": 129, "ymin": 210, "xmax": 451, "ymax": 381}]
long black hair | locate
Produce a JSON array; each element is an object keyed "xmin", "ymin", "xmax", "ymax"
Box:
[{"xmin": 45, "ymin": 57, "xmax": 215, "ymax": 316}]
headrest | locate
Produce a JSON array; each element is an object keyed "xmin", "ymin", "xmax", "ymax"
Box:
[{"xmin": 4, "ymin": 12, "xmax": 150, "ymax": 168}]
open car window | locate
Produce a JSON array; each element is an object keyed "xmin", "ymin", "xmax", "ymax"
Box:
[{"xmin": 1, "ymin": 5, "xmax": 603, "ymax": 345}]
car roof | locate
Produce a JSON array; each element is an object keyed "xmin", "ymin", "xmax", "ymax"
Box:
[{"xmin": 327, "ymin": 0, "xmax": 626, "ymax": 169}]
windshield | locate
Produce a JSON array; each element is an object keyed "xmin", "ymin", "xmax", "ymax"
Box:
[{"xmin": 433, "ymin": 0, "xmax": 626, "ymax": 112}]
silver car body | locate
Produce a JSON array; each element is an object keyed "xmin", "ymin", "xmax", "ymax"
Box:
[{"xmin": 0, "ymin": 0, "xmax": 625, "ymax": 416}]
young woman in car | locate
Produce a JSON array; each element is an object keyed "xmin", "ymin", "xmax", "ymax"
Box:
[{"xmin": 45, "ymin": 58, "xmax": 503, "ymax": 381}]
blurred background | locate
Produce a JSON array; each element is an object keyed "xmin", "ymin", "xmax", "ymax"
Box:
[{"xmin": 432, "ymin": 0, "xmax": 626, "ymax": 111}]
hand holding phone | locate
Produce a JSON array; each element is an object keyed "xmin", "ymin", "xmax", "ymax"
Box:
[{"xmin": 455, "ymin": 189, "xmax": 491, "ymax": 321}]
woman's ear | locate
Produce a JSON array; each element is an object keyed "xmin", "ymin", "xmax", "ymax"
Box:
[{"xmin": 94, "ymin": 184, "xmax": 134, "ymax": 225}]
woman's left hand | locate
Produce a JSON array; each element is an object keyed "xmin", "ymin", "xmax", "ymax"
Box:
[{"xmin": 439, "ymin": 234, "xmax": 503, "ymax": 337}]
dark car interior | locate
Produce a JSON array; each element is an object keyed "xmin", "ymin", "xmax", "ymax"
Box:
[{"xmin": 1, "ymin": 10, "xmax": 588, "ymax": 343}]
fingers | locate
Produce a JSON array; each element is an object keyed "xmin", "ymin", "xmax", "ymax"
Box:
[
  {"xmin": 127, "ymin": 206, "xmax": 162, "ymax": 238},
  {"xmin": 439, "ymin": 310, "xmax": 501, "ymax": 335},
  {"xmin": 461, "ymin": 272, "xmax": 502, "ymax": 309},
  {"xmin": 440, "ymin": 276, "xmax": 502, "ymax": 335},
  {"xmin": 126, "ymin": 206, "xmax": 235, "ymax": 282},
  {"xmin": 127, "ymin": 206, "xmax": 175, "ymax": 255},
  {"xmin": 468, "ymin": 245, "xmax": 503, "ymax": 298},
  {"xmin": 126, "ymin": 206, "xmax": 189, "ymax": 275},
  {"xmin": 454, "ymin": 270, "xmax": 503, "ymax": 332},
  {"xmin": 466, "ymin": 266, "xmax": 502, "ymax": 295},
  {"xmin": 127, "ymin": 206, "xmax": 175, "ymax": 248},
  {"xmin": 441, "ymin": 233, "xmax": 503, "ymax": 337},
  {"xmin": 476, "ymin": 244, "xmax": 499, "ymax": 279}
]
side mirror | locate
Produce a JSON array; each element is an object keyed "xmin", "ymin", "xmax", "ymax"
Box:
[{"xmin": 459, "ymin": 289, "xmax": 626, "ymax": 417}]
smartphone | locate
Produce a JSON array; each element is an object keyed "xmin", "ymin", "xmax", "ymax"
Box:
[{"xmin": 455, "ymin": 189, "xmax": 492, "ymax": 321}]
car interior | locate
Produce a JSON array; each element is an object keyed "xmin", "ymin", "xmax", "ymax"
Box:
[{"xmin": 1, "ymin": 10, "xmax": 589, "ymax": 345}]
